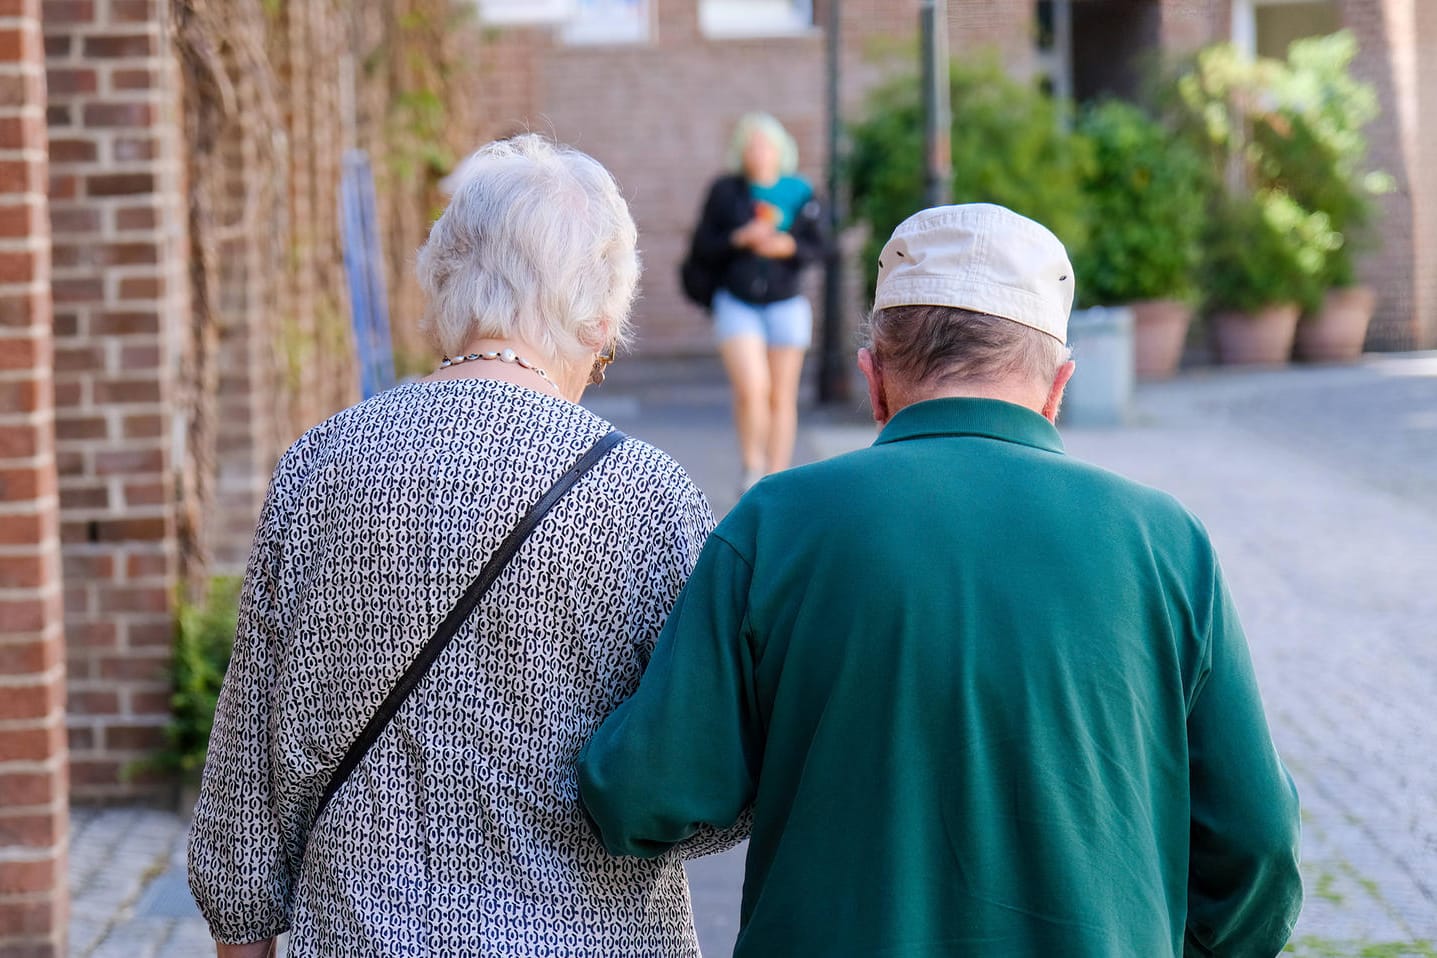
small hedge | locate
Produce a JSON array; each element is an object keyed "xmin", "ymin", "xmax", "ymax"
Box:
[{"xmin": 157, "ymin": 576, "xmax": 241, "ymax": 780}]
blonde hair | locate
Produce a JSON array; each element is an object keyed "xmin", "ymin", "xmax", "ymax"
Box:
[
  {"xmin": 726, "ymin": 112, "xmax": 799, "ymax": 177},
  {"xmin": 416, "ymin": 135, "xmax": 639, "ymax": 361}
]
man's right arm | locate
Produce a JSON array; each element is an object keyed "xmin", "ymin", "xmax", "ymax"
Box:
[
  {"xmin": 577, "ymin": 531, "xmax": 760, "ymax": 858},
  {"xmin": 1185, "ymin": 567, "xmax": 1303, "ymax": 957}
]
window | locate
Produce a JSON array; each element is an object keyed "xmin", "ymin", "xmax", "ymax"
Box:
[
  {"xmin": 560, "ymin": 0, "xmax": 653, "ymax": 45},
  {"xmin": 475, "ymin": 0, "xmax": 574, "ymax": 26},
  {"xmin": 700, "ymin": 0, "xmax": 813, "ymax": 39},
  {"xmin": 1231, "ymin": 0, "xmax": 1341, "ymax": 59}
]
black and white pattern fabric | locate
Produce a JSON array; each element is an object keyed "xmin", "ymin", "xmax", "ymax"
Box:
[{"xmin": 188, "ymin": 379, "xmax": 744, "ymax": 957}]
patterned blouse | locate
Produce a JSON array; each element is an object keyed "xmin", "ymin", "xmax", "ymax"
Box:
[{"xmin": 188, "ymin": 379, "xmax": 741, "ymax": 956}]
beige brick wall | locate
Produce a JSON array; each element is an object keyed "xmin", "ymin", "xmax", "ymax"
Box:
[
  {"xmin": 0, "ymin": 0, "xmax": 68, "ymax": 952},
  {"xmin": 42, "ymin": 0, "xmax": 188, "ymax": 801}
]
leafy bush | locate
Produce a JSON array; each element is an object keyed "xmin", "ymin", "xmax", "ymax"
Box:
[
  {"xmin": 847, "ymin": 57, "xmax": 1093, "ymax": 294},
  {"xmin": 1200, "ymin": 190, "xmax": 1336, "ymax": 313},
  {"xmin": 1250, "ymin": 31, "xmax": 1392, "ymax": 287},
  {"xmin": 1169, "ymin": 34, "xmax": 1389, "ymax": 300},
  {"xmin": 154, "ymin": 576, "xmax": 242, "ymax": 780},
  {"xmin": 1073, "ymin": 100, "xmax": 1209, "ymax": 306}
]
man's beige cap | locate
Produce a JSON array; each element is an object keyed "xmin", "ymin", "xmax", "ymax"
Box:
[{"xmin": 873, "ymin": 203, "xmax": 1075, "ymax": 343}]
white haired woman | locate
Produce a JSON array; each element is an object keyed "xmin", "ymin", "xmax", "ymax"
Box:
[
  {"xmin": 188, "ymin": 135, "xmax": 744, "ymax": 957},
  {"xmin": 688, "ymin": 113, "xmax": 826, "ymax": 492}
]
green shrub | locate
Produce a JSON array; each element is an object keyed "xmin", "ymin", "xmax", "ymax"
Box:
[
  {"xmin": 1200, "ymin": 190, "xmax": 1336, "ymax": 313},
  {"xmin": 847, "ymin": 57, "xmax": 1093, "ymax": 295},
  {"xmin": 1073, "ymin": 100, "xmax": 1209, "ymax": 306},
  {"xmin": 154, "ymin": 576, "xmax": 242, "ymax": 780},
  {"xmin": 1251, "ymin": 31, "xmax": 1392, "ymax": 287},
  {"xmin": 1169, "ymin": 34, "xmax": 1390, "ymax": 299}
]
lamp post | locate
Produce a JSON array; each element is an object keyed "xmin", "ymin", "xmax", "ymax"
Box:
[
  {"xmin": 920, "ymin": 0, "xmax": 951, "ymax": 208},
  {"xmin": 818, "ymin": 0, "xmax": 849, "ymax": 403}
]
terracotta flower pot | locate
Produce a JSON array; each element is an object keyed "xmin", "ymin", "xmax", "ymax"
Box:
[
  {"xmin": 1130, "ymin": 299, "xmax": 1194, "ymax": 380},
  {"xmin": 1294, "ymin": 285, "xmax": 1376, "ymax": 363},
  {"xmin": 1211, "ymin": 303, "xmax": 1300, "ymax": 366}
]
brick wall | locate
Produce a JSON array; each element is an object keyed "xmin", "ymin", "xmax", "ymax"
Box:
[
  {"xmin": 201, "ymin": 23, "xmax": 286, "ymax": 572},
  {"xmin": 1405, "ymin": 0, "xmax": 1436, "ymax": 348},
  {"xmin": 0, "ymin": 0, "xmax": 68, "ymax": 952},
  {"xmin": 1342, "ymin": 0, "xmax": 1417, "ymax": 349},
  {"xmin": 266, "ymin": 0, "xmax": 356, "ymax": 434},
  {"xmin": 42, "ymin": 0, "xmax": 189, "ymax": 801}
]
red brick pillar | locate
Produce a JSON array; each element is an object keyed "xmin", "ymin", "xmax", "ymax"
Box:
[
  {"xmin": 42, "ymin": 0, "xmax": 188, "ymax": 799},
  {"xmin": 0, "ymin": 1, "xmax": 68, "ymax": 954},
  {"xmin": 1343, "ymin": 0, "xmax": 1419, "ymax": 349},
  {"xmin": 1407, "ymin": 0, "xmax": 1436, "ymax": 348}
]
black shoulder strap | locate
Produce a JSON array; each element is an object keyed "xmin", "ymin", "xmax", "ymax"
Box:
[{"xmin": 312, "ymin": 429, "xmax": 627, "ymax": 825}]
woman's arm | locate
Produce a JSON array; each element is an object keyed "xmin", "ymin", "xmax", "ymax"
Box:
[
  {"xmin": 187, "ymin": 456, "xmax": 302, "ymax": 945},
  {"xmin": 217, "ymin": 939, "xmax": 276, "ymax": 958},
  {"xmin": 691, "ymin": 176, "xmax": 749, "ymax": 262},
  {"xmin": 752, "ymin": 232, "xmax": 797, "ymax": 259}
]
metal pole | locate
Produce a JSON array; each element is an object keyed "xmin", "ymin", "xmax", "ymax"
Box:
[
  {"xmin": 818, "ymin": 0, "xmax": 850, "ymax": 404},
  {"xmin": 1052, "ymin": 0, "xmax": 1073, "ymax": 129},
  {"xmin": 920, "ymin": 0, "xmax": 951, "ymax": 208}
]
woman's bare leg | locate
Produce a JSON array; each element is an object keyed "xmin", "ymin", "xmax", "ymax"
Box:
[
  {"xmin": 719, "ymin": 333, "xmax": 772, "ymax": 477},
  {"xmin": 765, "ymin": 345, "xmax": 806, "ymax": 472}
]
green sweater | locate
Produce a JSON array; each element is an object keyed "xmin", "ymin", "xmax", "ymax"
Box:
[{"xmin": 579, "ymin": 398, "xmax": 1302, "ymax": 957}]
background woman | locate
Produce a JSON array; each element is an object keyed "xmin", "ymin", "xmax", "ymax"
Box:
[
  {"xmin": 189, "ymin": 135, "xmax": 740, "ymax": 957},
  {"xmin": 690, "ymin": 113, "xmax": 826, "ymax": 492}
]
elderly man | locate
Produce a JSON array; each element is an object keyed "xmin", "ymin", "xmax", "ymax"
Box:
[{"xmin": 579, "ymin": 204, "xmax": 1302, "ymax": 956}]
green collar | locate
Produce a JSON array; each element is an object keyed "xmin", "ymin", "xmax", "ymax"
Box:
[{"xmin": 874, "ymin": 397, "xmax": 1065, "ymax": 455}]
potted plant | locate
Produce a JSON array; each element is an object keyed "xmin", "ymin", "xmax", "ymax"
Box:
[
  {"xmin": 1170, "ymin": 43, "xmax": 1344, "ymax": 365},
  {"xmin": 1200, "ymin": 189, "xmax": 1333, "ymax": 365},
  {"xmin": 1074, "ymin": 100, "xmax": 1208, "ymax": 378},
  {"xmin": 1252, "ymin": 31, "xmax": 1392, "ymax": 361}
]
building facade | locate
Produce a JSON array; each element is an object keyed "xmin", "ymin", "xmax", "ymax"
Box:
[{"xmin": 473, "ymin": 0, "xmax": 1434, "ymax": 353}]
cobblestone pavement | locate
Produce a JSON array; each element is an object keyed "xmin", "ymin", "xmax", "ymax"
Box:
[{"xmin": 68, "ymin": 355, "xmax": 1437, "ymax": 956}]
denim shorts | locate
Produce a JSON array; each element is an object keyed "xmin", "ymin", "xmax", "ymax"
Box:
[{"xmin": 712, "ymin": 288, "xmax": 813, "ymax": 349}]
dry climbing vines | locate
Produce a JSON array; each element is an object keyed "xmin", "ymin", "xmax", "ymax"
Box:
[{"xmin": 168, "ymin": 0, "xmax": 482, "ymax": 585}]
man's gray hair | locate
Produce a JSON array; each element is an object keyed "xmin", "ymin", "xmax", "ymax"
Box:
[
  {"xmin": 863, "ymin": 305, "xmax": 1070, "ymax": 389},
  {"xmin": 417, "ymin": 135, "xmax": 640, "ymax": 361}
]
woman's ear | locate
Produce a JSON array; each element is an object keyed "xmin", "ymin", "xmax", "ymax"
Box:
[{"xmin": 578, "ymin": 316, "xmax": 614, "ymax": 353}]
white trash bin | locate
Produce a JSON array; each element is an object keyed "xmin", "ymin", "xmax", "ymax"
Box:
[{"xmin": 1062, "ymin": 305, "xmax": 1134, "ymax": 427}]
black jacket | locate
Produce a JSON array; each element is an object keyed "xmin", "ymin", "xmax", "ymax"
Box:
[{"xmin": 690, "ymin": 174, "xmax": 827, "ymax": 306}]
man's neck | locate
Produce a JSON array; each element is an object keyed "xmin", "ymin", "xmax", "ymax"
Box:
[{"xmin": 889, "ymin": 383, "xmax": 1045, "ymax": 421}]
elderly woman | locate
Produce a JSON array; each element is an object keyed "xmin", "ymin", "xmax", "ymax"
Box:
[
  {"xmin": 188, "ymin": 135, "xmax": 740, "ymax": 957},
  {"xmin": 688, "ymin": 113, "xmax": 826, "ymax": 493}
]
